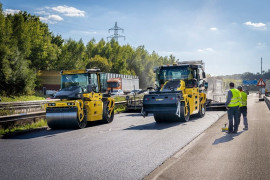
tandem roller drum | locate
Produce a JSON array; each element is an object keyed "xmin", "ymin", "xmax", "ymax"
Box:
[{"xmin": 46, "ymin": 107, "xmax": 86, "ymax": 129}]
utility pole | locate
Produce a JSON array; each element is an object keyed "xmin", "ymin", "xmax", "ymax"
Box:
[
  {"xmin": 107, "ymin": 21, "xmax": 125, "ymax": 42},
  {"xmin": 259, "ymin": 57, "xmax": 263, "ymax": 99},
  {"xmin": 261, "ymin": 57, "xmax": 263, "ymax": 75},
  {"xmin": 261, "ymin": 57, "xmax": 262, "ymax": 98}
]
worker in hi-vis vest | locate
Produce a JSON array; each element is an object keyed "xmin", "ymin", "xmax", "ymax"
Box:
[
  {"xmin": 225, "ymin": 82, "xmax": 241, "ymax": 134},
  {"xmin": 237, "ymin": 86, "xmax": 248, "ymax": 130}
]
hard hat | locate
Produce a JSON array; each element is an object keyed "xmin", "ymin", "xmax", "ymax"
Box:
[{"xmin": 237, "ymin": 86, "xmax": 242, "ymax": 90}]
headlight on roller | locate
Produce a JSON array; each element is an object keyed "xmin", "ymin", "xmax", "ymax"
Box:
[
  {"xmin": 67, "ymin": 102, "xmax": 75, "ymax": 106},
  {"xmin": 48, "ymin": 103, "xmax": 56, "ymax": 106}
]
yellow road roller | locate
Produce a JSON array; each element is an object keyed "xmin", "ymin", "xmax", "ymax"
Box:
[
  {"xmin": 142, "ymin": 60, "xmax": 207, "ymax": 122},
  {"xmin": 44, "ymin": 68, "xmax": 115, "ymax": 129}
]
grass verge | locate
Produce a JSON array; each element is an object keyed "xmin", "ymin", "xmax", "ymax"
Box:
[
  {"xmin": 113, "ymin": 96, "xmax": 126, "ymax": 102},
  {"xmin": 114, "ymin": 105, "xmax": 126, "ymax": 113},
  {"xmin": 1, "ymin": 95, "xmax": 45, "ymax": 102},
  {"xmin": 0, "ymin": 119, "xmax": 47, "ymax": 136}
]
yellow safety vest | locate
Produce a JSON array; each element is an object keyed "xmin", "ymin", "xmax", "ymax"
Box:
[
  {"xmin": 240, "ymin": 91, "xmax": 247, "ymax": 107},
  {"xmin": 228, "ymin": 88, "xmax": 241, "ymax": 107}
]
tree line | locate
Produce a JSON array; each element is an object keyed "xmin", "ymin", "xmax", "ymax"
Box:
[
  {"xmin": 217, "ymin": 70, "xmax": 270, "ymax": 83},
  {"xmin": 0, "ymin": 4, "xmax": 176, "ymax": 96},
  {"xmin": 2, "ymin": 3, "xmax": 268, "ymax": 96},
  {"xmin": 216, "ymin": 70, "xmax": 270, "ymax": 91}
]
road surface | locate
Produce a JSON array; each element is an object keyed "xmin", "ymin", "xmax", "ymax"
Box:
[
  {"xmin": 145, "ymin": 93, "xmax": 270, "ymax": 180},
  {"xmin": 0, "ymin": 109, "xmax": 224, "ymax": 180}
]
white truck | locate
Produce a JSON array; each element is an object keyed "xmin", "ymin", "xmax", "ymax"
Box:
[
  {"xmin": 206, "ymin": 77, "xmax": 227, "ymax": 109},
  {"xmin": 107, "ymin": 73, "xmax": 139, "ymax": 94}
]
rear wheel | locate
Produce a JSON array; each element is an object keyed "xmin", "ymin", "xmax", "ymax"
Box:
[
  {"xmin": 197, "ymin": 103, "xmax": 206, "ymax": 118},
  {"xmin": 77, "ymin": 112, "xmax": 87, "ymax": 129},
  {"xmin": 102, "ymin": 102, "xmax": 114, "ymax": 123},
  {"xmin": 179, "ymin": 101, "xmax": 190, "ymax": 122}
]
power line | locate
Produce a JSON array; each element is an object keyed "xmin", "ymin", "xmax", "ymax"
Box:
[{"xmin": 107, "ymin": 21, "xmax": 125, "ymax": 42}]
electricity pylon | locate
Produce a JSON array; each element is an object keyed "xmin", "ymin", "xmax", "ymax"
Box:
[{"xmin": 107, "ymin": 21, "xmax": 125, "ymax": 42}]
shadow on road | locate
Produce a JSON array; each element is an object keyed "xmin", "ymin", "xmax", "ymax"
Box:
[
  {"xmin": 2, "ymin": 121, "xmax": 107, "ymax": 140},
  {"xmin": 124, "ymin": 114, "xmax": 202, "ymax": 130},
  {"xmin": 2, "ymin": 129, "xmax": 72, "ymax": 140},
  {"xmin": 124, "ymin": 121, "xmax": 185, "ymax": 130},
  {"xmin": 206, "ymin": 108, "xmax": 227, "ymax": 111},
  {"xmin": 125, "ymin": 113, "xmax": 144, "ymax": 117},
  {"xmin": 213, "ymin": 131, "xmax": 244, "ymax": 145}
]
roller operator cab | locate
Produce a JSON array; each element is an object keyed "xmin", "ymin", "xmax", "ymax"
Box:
[
  {"xmin": 142, "ymin": 60, "xmax": 207, "ymax": 122},
  {"xmin": 44, "ymin": 69, "xmax": 115, "ymax": 129}
]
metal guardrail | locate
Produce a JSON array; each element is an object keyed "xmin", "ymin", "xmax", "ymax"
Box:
[
  {"xmin": 0, "ymin": 111, "xmax": 46, "ymax": 122},
  {"xmin": 264, "ymin": 96, "xmax": 270, "ymax": 110},
  {"xmin": 0, "ymin": 100, "xmax": 58, "ymax": 108},
  {"xmin": 0, "ymin": 100, "xmax": 127, "ymax": 123},
  {"xmin": 0, "ymin": 100, "xmax": 59, "ymax": 114}
]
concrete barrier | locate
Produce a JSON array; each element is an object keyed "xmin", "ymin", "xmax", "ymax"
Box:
[{"xmin": 264, "ymin": 96, "xmax": 270, "ymax": 110}]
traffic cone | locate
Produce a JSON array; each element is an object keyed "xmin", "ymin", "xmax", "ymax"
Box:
[{"xmin": 222, "ymin": 123, "xmax": 228, "ymax": 132}]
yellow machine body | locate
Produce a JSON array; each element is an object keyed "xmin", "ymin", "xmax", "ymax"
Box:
[
  {"xmin": 160, "ymin": 79, "xmax": 206, "ymax": 116},
  {"xmin": 143, "ymin": 60, "xmax": 207, "ymax": 122},
  {"xmin": 45, "ymin": 69, "xmax": 115, "ymax": 129}
]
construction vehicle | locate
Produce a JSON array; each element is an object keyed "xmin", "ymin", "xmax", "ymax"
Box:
[
  {"xmin": 142, "ymin": 60, "xmax": 207, "ymax": 122},
  {"xmin": 126, "ymin": 92, "xmax": 143, "ymax": 111},
  {"xmin": 44, "ymin": 69, "xmax": 115, "ymax": 129}
]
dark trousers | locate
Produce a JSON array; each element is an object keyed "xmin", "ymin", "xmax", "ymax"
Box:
[
  {"xmin": 227, "ymin": 106, "xmax": 239, "ymax": 132},
  {"xmin": 238, "ymin": 106, "xmax": 248, "ymax": 127}
]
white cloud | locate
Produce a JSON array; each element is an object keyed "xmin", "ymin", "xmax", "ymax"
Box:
[
  {"xmin": 48, "ymin": 15, "xmax": 63, "ymax": 21},
  {"xmin": 51, "ymin": 5, "xmax": 85, "ymax": 17},
  {"xmin": 244, "ymin": 21, "xmax": 266, "ymax": 30},
  {"xmin": 36, "ymin": 5, "xmax": 84, "ymax": 24},
  {"xmin": 197, "ymin": 48, "xmax": 215, "ymax": 53},
  {"xmin": 210, "ymin": 27, "xmax": 218, "ymax": 31},
  {"xmin": 39, "ymin": 15, "xmax": 63, "ymax": 24},
  {"xmin": 256, "ymin": 42, "xmax": 266, "ymax": 48},
  {"xmin": 35, "ymin": 10, "xmax": 50, "ymax": 16},
  {"xmin": 3, "ymin": 9, "xmax": 21, "ymax": 15}
]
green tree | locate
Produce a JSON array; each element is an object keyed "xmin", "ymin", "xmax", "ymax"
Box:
[
  {"xmin": 51, "ymin": 34, "xmax": 64, "ymax": 47},
  {"xmin": 85, "ymin": 38, "xmax": 96, "ymax": 59},
  {"xmin": 57, "ymin": 39, "xmax": 86, "ymax": 70},
  {"xmin": 86, "ymin": 55, "xmax": 111, "ymax": 72}
]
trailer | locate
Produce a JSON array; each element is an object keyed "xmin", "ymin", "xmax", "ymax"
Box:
[
  {"xmin": 205, "ymin": 77, "xmax": 227, "ymax": 110},
  {"xmin": 107, "ymin": 73, "xmax": 139, "ymax": 94}
]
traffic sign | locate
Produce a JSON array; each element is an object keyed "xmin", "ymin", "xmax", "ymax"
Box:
[
  {"xmin": 257, "ymin": 78, "xmax": 266, "ymax": 86},
  {"xmin": 243, "ymin": 80, "xmax": 258, "ymax": 85}
]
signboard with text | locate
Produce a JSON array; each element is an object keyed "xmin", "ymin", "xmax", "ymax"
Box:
[{"xmin": 242, "ymin": 80, "xmax": 258, "ymax": 85}]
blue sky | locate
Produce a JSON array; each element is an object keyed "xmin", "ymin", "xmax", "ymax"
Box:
[{"xmin": 1, "ymin": 0, "xmax": 270, "ymax": 76}]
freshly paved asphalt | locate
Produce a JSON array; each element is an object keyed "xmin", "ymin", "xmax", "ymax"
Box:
[
  {"xmin": 145, "ymin": 93, "xmax": 270, "ymax": 180},
  {"xmin": 0, "ymin": 107, "xmax": 224, "ymax": 180}
]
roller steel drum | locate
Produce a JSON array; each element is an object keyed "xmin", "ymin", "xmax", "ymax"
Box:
[{"xmin": 46, "ymin": 107, "xmax": 84, "ymax": 129}]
